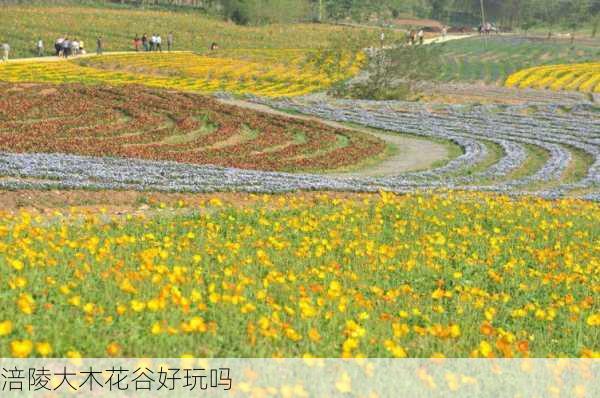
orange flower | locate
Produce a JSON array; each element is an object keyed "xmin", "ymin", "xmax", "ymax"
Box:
[
  {"xmin": 106, "ymin": 342, "xmax": 122, "ymax": 357},
  {"xmin": 480, "ymin": 322, "xmax": 494, "ymax": 336},
  {"xmin": 517, "ymin": 340, "xmax": 530, "ymax": 353}
]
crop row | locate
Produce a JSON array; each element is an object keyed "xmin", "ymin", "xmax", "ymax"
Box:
[
  {"xmin": 0, "ymin": 86, "xmax": 597, "ymax": 200},
  {"xmin": 0, "ymin": 84, "xmax": 385, "ymax": 173},
  {"xmin": 0, "ymin": 51, "xmax": 365, "ymax": 97},
  {"xmin": 250, "ymin": 96, "xmax": 599, "ymax": 199},
  {"xmin": 505, "ymin": 62, "xmax": 600, "ymax": 93}
]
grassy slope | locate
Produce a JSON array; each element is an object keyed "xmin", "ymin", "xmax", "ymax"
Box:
[
  {"xmin": 0, "ymin": 4, "xmax": 389, "ymax": 58},
  {"xmin": 435, "ymin": 36, "xmax": 600, "ymax": 85}
]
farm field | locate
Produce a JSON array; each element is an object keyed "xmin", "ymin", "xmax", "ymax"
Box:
[{"xmin": 1, "ymin": 191, "xmax": 598, "ymax": 358}]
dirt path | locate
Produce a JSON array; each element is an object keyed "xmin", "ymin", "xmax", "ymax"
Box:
[
  {"xmin": 331, "ymin": 129, "xmax": 449, "ymax": 177},
  {"xmin": 218, "ymin": 98, "xmax": 450, "ymax": 177},
  {"xmin": 2, "ymin": 51, "xmax": 192, "ymax": 64},
  {"xmin": 3, "ymin": 33, "xmax": 471, "ymax": 64},
  {"xmin": 423, "ymin": 34, "xmax": 475, "ymax": 45}
]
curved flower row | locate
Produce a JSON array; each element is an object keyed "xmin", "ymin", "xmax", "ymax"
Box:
[
  {"xmin": 505, "ymin": 62, "xmax": 600, "ymax": 93},
  {"xmin": 0, "ymin": 84, "xmax": 385, "ymax": 173},
  {"xmin": 249, "ymin": 96, "xmax": 599, "ymax": 198}
]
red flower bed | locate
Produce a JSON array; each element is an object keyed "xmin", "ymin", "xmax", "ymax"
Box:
[{"xmin": 0, "ymin": 83, "xmax": 386, "ymax": 172}]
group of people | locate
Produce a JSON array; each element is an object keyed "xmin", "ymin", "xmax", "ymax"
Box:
[
  {"xmin": 51, "ymin": 36, "xmax": 104, "ymax": 58},
  {"xmin": 0, "ymin": 33, "xmax": 221, "ymax": 62},
  {"xmin": 478, "ymin": 22, "xmax": 498, "ymax": 35},
  {"xmin": 53, "ymin": 37, "xmax": 87, "ymax": 58},
  {"xmin": 133, "ymin": 33, "xmax": 173, "ymax": 52},
  {"xmin": 407, "ymin": 29, "xmax": 425, "ymax": 45}
]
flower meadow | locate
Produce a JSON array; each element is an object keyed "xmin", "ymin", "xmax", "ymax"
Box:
[
  {"xmin": 0, "ymin": 84, "xmax": 385, "ymax": 173},
  {"xmin": 0, "ymin": 50, "xmax": 365, "ymax": 97},
  {"xmin": 0, "ymin": 192, "xmax": 598, "ymax": 358},
  {"xmin": 506, "ymin": 63, "xmax": 600, "ymax": 93}
]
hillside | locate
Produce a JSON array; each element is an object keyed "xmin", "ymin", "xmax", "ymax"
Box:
[{"xmin": 0, "ymin": 4, "xmax": 392, "ymax": 58}]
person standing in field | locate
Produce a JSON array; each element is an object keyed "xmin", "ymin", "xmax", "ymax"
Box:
[
  {"xmin": 1, "ymin": 43, "xmax": 9, "ymax": 62},
  {"xmin": 96, "ymin": 36, "xmax": 103, "ymax": 55},
  {"xmin": 55, "ymin": 37, "xmax": 64, "ymax": 56},
  {"xmin": 36, "ymin": 38, "xmax": 44, "ymax": 57},
  {"xmin": 418, "ymin": 29, "xmax": 424, "ymax": 45},
  {"xmin": 142, "ymin": 33, "xmax": 148, "ymax": 51},
  {"xmin": 167, "ymin": 32, "xmax": 173, "ymax": 52},
  {"xmin": 70, "ymin": 39, "xmax": 78, "ymax": 56},
  {"xmin": 156, "ymin": 34, "xmax": 162, "ymax": 52},
  {"xmin": 133, "ymin": 35, "xmax": 141, "ymax": 52},
  {"xmin": 150, "ymin": 34, "xmax": 156, "ymax": 51},
  {"xmin": 61, "ymin": 38, "xmax": 70, "ymax": 58}
]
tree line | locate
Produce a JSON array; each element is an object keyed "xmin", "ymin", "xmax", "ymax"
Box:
[{"xmin": 2, "ymin": 0, "xmax": 598, "ymax": 29}]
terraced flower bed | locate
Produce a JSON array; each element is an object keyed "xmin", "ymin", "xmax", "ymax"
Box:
[
  {"xmin": 0, "ymin": 84, "xmax": 385, "ymax": 173},
  {"xmin": 506, "ymin": 62, "xmax": 600, "ymax": 93},
  {"xmin": 0, "ymin": 50, "xmax": 365, "ymax": 97},
  {"xmin": 249, "ymin": 96, "xmax": 599, "ymax": 199}
]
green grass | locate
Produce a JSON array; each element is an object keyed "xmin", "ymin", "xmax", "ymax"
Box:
[
  {"xmin": 501, "ymin": 144, "xmax": 550, "ymax": 185},
  {"xmin": 432, "ymin": 36, "xmax": 600, "ymax": 84},
  {"xmin": 449, "ymin": 139, "xmax": 504, "ymax": 178},
  {"xmin": 563, "ymin": 146, "xmax": 596, "ymax": 184}
]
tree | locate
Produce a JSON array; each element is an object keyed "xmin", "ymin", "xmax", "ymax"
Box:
[{"xmin": 427, "ymin": 0, "xmax": 449, "ymax": 21}]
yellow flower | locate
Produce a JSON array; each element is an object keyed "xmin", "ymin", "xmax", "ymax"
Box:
[
  {"xmin": 479, "ymin": 341, "xmax": 493, "ymax": 357},
  {"xmin": 11, "ymin": 339, "xmax": 33, "ymax": 358},
  {"xmin": 36, "ymin": 342, "xmax": 53, "ymax": 357},
  {"xmin": 66, "ymin": 350, "xmax": 82, "ymax": 358},
  {"xmin": 10, "ymin": 259, "xmax": 24, "ymax": 271},
  {"xmin": 328, "ymin": 280, "xmax": 342, "ymax": 298},
  {"xmin": 285, "ymin": 328, "xmax": 302, "ymax": 342},
  {"xmin": 240, "ymin": 303, "xmax": 256, "ymax": 314},
  {"xmin": 586, "ymin": 313, "xmax": 599, "ymax": 326},
  {"xmin": 342, "ymin": 338, "xmax": 358, "ymax": 352},
  {"xmin": 151, "ymin": 322, "xmax": 162, "ymax": 335},
  {"xmin": 384, "ymin": 340, "xmax": 407, "ymax": 358},
  {"xmin": 449, "ymin": 324, "xmax": 461, "ymax": 338},
  {"xmin": 119, "ymin": 278, "xmax": 137, "ymax": 294},
  {"xmin": 9, "ymin": 276, "xmax": 27, "ymax": 289},
  {"xmin": 0, "ymin": 320, "xmax": 13, "ymax": 336},
  {"xmin": 17, "ymin": 293, "xmax": 35, "ymax": 315},
  {"xmin": 130, "ymin": 300, "xmax": 146, "ymax": 312}
]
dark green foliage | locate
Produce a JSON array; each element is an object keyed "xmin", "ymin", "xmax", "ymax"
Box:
[{"xmin": 332, "ymin": 43, "xmax": 443, "ymax": 100}]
